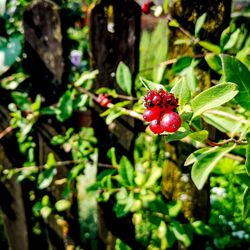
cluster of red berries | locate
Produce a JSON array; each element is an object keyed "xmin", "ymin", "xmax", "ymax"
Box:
[
  {"xmin": 96, "ymin": 94, "xmax": 111, "ymax": 107},
  {"xmin": 141, "ymin": 1, "xmax": 154, "ymax": 14},
  {"xmin": 143, "ymin": 89, "xmax": 181, "ymax": 134}
]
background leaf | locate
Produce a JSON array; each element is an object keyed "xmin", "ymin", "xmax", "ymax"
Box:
[
  {"xmin": 56, "ymin": 90, "xmax": 73, "ymax": 122},
  {"xmin": 116, "ymin": 62, "xmax": 132, "ymax": 95},
  {"xmin": 195, "ymin": 13, "xmax": 207, "ymax": 36},
  {"xmin": 220, "ymin": 54, "xmax": 250, "ymax": 110}
]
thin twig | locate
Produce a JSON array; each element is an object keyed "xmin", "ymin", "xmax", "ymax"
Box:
[
  {"xmin": 0, "ymin": 126, "xmax": 13, "ymax": 140},
  {"xmin": 225, "ymin": 153, "xmax": 245, "ymax": 163},
  {"xmin": 206, "ymin": 138, "xmax": 247, "ymax": 147}
]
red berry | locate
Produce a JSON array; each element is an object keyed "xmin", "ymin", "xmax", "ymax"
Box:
[
  {"xmin": 141, "ymin": 1, "xmax": 153, "ymax": 14},
  {"xmin": 143, "ymin": 107, "xmax": 161, "ymax": 122},
  {"xmin": 152, "ymin": 94, "xmax": 162, "ymax": 106},
  {"xmin": 160, "ymin": 111, "xmax": 181, "ymax": 132},
  {"xmin": 149, "ymin": 120, "xmax": 164, "ymax": 134}
]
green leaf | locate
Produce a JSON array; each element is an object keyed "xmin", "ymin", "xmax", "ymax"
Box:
[
  {"xmin": 169, "ymin": 19, "xmax": 179, "ymax": 28},
  {"xmin": 188, "ymin": 130, "xmax": 208, "ymax": 142},
  {"xmin": 246, "ymin": 133, "xmax": 250, "ymax": 175},
  {"xmin": 139, "ymin": 77, "xmax": 165, "ymax": 91},
  {"xmin": 0, "ymin": 36, "xmax": 22, "ymax": 75},
  {"xmin": 55, "ymin": 199, "xmax": 71, "ymax": 212},
  {"xmin": 199, "ymin": 41, "xmax": 221, "ymax": 53},
  {"xmin": 116, "ymin": 62, "xmax": 132, "ymax": 95},
  {"xmin": 105, "ymin": 109, "xmax": 123, "ymax": 125},
  {"xmin": 243, "ymin": 187, "xmax": 250, "ymax": 219},
  {"xmin": 191, "ymin": 144, "xmax": 235, "ymax": 190},
  {"xmin": 171, "ymin": 77, "xmax": 191, "ymax": 110},
  {"xmin": 11, "ymin": 92, "xmax": 31, "ymax": 111},
  {"xmin": 202, "ymin": 107, "xmax": 244, "ymax": 134},
  {"xmin": 171, "ymin": 221, "xmax": 191, "ymax": 247},
  {"xmin": 223, "ymin": 29, "xmax": 240, "ymax": 50},
  {"xmin": 220, "ymin": 54, "xmax": 250, "ymax": 110},
  {"xmin": 118, "ymin": 156, "xmax": 134, "ymax": 186},
  {"xmin": 195, "ymin": 13, "xmax": 207, "ymax": 36},
  {"xmin": 74, "ymin": 70, "xmax": 98, "ymax": 87},
  {"xmin": 40, "ymin": 206, "xmax": 52, "ymax": 219},
  {"xmin": 37, "ymin": 168, "xmax": 57, "ymax": 189},
  {"xmin": 191, "ymin": 82, "xmax": 238, "ymax": 119},
  {"xmin": 172, "ymin": 56, "xmax": 192, "ymax": 74},
  {"xmin": 165, "ymin": 130, "xmax": 190, "ymax": 143},
  {"xmin": 56, "ymin": 90, "xmax": 73, "ymax": 122},
  {"xmin": 51, "ymin": 135, "xmax": 66, "ymax": 145},
  {"xmin": 45, "ymin": 153, "xmax": 56, "ymax": 169},
  {"xmin": 163, "ymin": 0, "xmax": 169, "ymax": 13},
  {"xmin": 144, "ymin": 166, "xmax": 162, "ymax": 188},
  {"xmin": 205, "ymin": 53, "xmax": 222, "ymax": 74}
]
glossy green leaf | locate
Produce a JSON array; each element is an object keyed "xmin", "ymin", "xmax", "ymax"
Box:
[
  {"xmin": 171, "ymin": 77, "xmax": 191, "ymax": 110},
  {"xmin": 243, "ymin": 187, "xmax": 250, "ymax": 219},
  {"xmin": 74, "ymin": 70, "xmax": 98, "ymax": 87},
  {"xmin": 116, "ymin": 62, "xmax": 132, "ymax": 95},
  {"xmin": 195, "ymin": 13, "xmax": 207, "ymax": 36},
  {"xmin": 40, "ymin": 206, "xmax": 52, "ymax": 219},
  {"xmin": 191, "ymin": 83, "xmax": 238, "ymax": 119},
  {"xmin": 199, "ymin": 41, "xmax": 221, "ymax": 53},
  {"xmin": 51, "ymin": 135, "xmax": 66, "ymax": 145},
  {"xmin": 56, "ymin": 90, "xmax": 73, "ymax": 122},
  {"xmin": 11, "ymin": 92, "xmax": 31, "ymax": 111},
  {"xmin": 205, "ymin": 53, "xmax": 222, "ymax": 74},
  {"xmin": 37, "ymin": 168, "xmax": 57, "ymax": 189},
  {"xmin": 55, "ymin": 199, "xmax": 71, "ymax": 212},
  {"xmin": 220, "ymin": 54, "xmax": 250, "ymax": 110},
  {"xmin": 118, "ymin": 156, "xmax": 134, "ymax": 186},
  {"xmin": 191, "ymin": 144, "xmax": 235, "ymax": 190}
]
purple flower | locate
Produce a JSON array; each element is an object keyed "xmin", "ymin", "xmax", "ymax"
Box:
[{"xmin": 70, "ymin": 50, "xmax": 82, "ymax": 67}]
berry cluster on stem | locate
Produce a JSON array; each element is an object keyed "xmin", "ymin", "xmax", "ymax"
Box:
[{"xmin": 143, "ymin": 89, "xmax": 181, "ymax": 134}]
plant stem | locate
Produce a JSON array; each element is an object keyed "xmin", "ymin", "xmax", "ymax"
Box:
[{"xmin": 0, "ymin": 126, "xmax": 13, "ymax": 140}]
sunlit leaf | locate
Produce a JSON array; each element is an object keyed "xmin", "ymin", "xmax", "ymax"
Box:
[{"xmin": 191, "ymin": 82, "xmax": 238, "ymax": 119}]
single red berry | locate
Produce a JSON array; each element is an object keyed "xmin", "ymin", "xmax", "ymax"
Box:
[
  {"xmin": 141, "ymin": 1, "xmax": 153, "ymax": 14},
  {"xmin": 143, "ymin": 107, "xmax": 161, "ymax": 122},
  {"xmin": 160, "ymin": 111, "xmax": 181, "ymax": 132},
  {"xmin": 152, "ymin": 94, "xmax": 162, "ymax": 106},
  {"xmin": 149, "ymin": 120, "xmax": 164, "ymax": 134},
  {"xmin": 144, "ymin": 90, "xmax": 157, "ymax": 101}
]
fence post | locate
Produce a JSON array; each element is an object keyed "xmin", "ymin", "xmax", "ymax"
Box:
[{"xmin": 89, "ymin": 0, "xmax": 141, "ymax": 248}]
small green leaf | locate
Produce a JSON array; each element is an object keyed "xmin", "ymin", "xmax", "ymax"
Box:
[
  {"xmin": 191, "ymin": 83, "xmax": 238, "ymax": 119},
  {"xmin": 223, "ymin": 29, "xmax": 240, "ymax": 50},
  {"xmin": 195, "ymin": 13, "xmax": 207, "ymax": 36},
  {"xmin": 188, "ymin": 130, "xmax": 208, "ymax": 142},
  {"xmin": 37, "ymin": 168, "xmax": 57, "ymax": 189},
  {"xmin": 116, "ymin": 62, "xmax": 132, "ymax": 95},
  {"xmin": 118, "ymin": 156, "xmax": 134, "ymax": 186},
  {"xmin": 243, "ymin": 187, "xmax": 250, "ymax": 219},
  {"xmin": 169, "ymin": 19, "xmax": 179, "ymax": 28},
  {"xmin": 171, "ymin": 77, "xmax": 191, "ymax": 110},
  {"xmin": 191, "ymin": 144, "xmax": 235, "ymax": 190},
  {"xmin": 220, "ymin": 54, "xmax": 250, "ymax": 110},
  {"xmin": 40, "ymin": 206, "xmax": 52, "ymax": 219},
  {"xmin": 205, "ymin": 53, "xmax": 222, "ymax": 74},
  {"xmin": 74, "ymin": 70, "xmax": 98, "ymax": 87},
  {"xmin": 45, "ymin": 152, "xmax": 56, "ymax": 169},
  {"xmin": 55, "ymin": 199, "xmax": 71, "ymax": 212},
  {"xmin": 56, "ymin": 90, "xmax": 73, "ymax": 122},
  {"xmin": 199, "ymin": 41, "xmax": 221, "ymax": 53},
  {"xmin": 11, "ymin": 92, "xmax": 31, "ymax": 111},
  {"xmin": 139, "ymin": 77, "xmax": 165, "ymax": 91},
  {"xmin": 51, "ymin": 135, "xmax": 66, "ymax": 145},
  {"xmin": 105, "ymin": 109, "xmax": 123, "ymax": 125}
]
